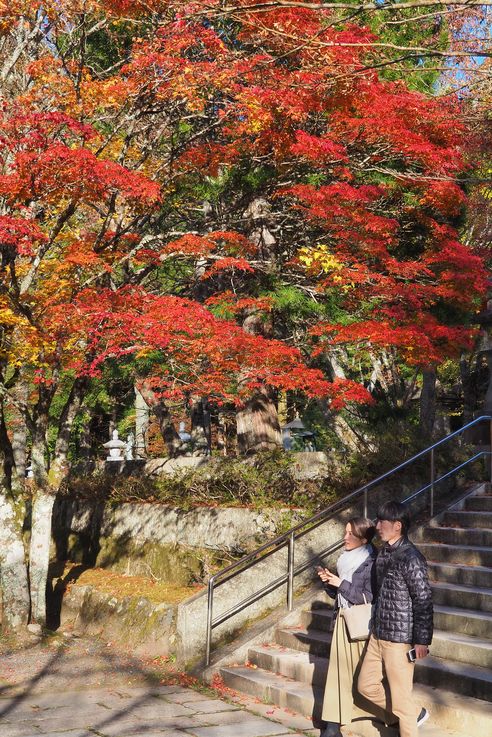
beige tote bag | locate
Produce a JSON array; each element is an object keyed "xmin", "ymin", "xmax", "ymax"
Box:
[{"xmin": 341, "ymin": 594, "xmax": 372, "ymax": 641}]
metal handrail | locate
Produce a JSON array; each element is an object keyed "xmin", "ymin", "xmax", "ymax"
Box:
[{"xmin": 205, "ymin": 414, "xmax": 492, "ymax": 665}]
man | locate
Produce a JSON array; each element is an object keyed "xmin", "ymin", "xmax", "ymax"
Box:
[{"xmin": 358, "ymin": 500, "xmax": 433, "ymax": 737}]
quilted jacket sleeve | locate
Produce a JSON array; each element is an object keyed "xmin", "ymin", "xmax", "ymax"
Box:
[{"xmin": 402, "ymin": 551, "xmax": 433, "ymax": 646}]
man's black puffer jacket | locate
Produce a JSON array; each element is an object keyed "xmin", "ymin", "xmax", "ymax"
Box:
[{"xmin": 372, "ymin": 536, "xmax": 433, "ymax": 646}]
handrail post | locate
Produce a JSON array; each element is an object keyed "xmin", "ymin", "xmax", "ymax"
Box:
[
  {"xmin": 205, "ymin": 578, "xmax": 214, "ymax": 667},
  {"xmin": 430, "ymin": 447, "xmax": 435, "ymax": 518},
  {"xmin": 287, "ymin": 532, "xmax": 295, "ymax": 611}
]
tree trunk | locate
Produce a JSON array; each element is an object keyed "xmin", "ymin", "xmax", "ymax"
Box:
[
  {"xmin": 0, "ymin": 396, "xmax": 30, "ymax": 630},
  {"xmin": 236, "ymin": 385, "xmax": 281, "ymax": 454},
  {"xmin": 135, "ymin": 385, "xmax": 149, "ymax": 458},
  {"xmin": 10, "ymin": 379, "xmax": 29, "ymax": 481},
  {"xmin": 0, "ymin": 490, "xmax": 30, "ymax": 630},
  {"xmin": 460, "ymin": 354, "xmax": 475, "ymax": 425},
  {"xmin": 29, "ymin": 378, "xmax": 86, "ymax": 625},
  {"xmin": 236, "ymin": 313, "xmax": 281, "ymax": 454},
  {"xmin": 137, "ymin": 382, "xmax": 181, "ymax": 456},
  {"xmin": 29, "ymin": 489, "xmax": 55, "ymax": 625},
  {"xmin": 420, "ymin": 367, "xmax": 437, "ymax": 439}
]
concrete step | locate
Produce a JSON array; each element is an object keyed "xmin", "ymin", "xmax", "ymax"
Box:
[
  {"xmin": 423, "ymin": 525, "xmax": 492, "ymax": 547},
  {"xmin": 300, "ymin": 606, "xmax": 333, "ymax": 632},
  {"xmin": 275, "ymin": 626, "xmax": 332, "ymax": 657},
  {"xmin": 412, "ymin": 683, "xmax": 491, "ymax": 735},
  {"xmin": 417, "ymin": 542, "xmax": 492, "ymax": 567},
  {"xmin": 434, "ymin": 604, "xmax": 492, "ymax": 638},
  {"xmin": 250, "ymin": 628, "xmax": 492, "ymax": 687},
  {"xmin": 220, "ymin": 663, "xmax": 491, "ymax": 733},
  {"xmin": 465, "ymin": 495, "xmax": 492, "ymax": 512},
  {"xmin": 441, "ymin": 510, "xmax": 492, "ymax": 529},
  {"xmin": 415, "ymin": 655, "xmax": 492, "ymax": 702},
  {"xmin": 431, "ymin": 629, "xmax": 492, "ymax": 669},
  {"xmin": 248, "ymin": 644, "xmax": 327, "ymax": 687},
  {"xmin": 431, "ymin": 580, "xmax": 492, "ymax": 613},
  {"xmin": 220, "ymin": 664, "xmax": 323, "ymax": 721},
  {"xmin": 428, "ymin": 561, "xmax": 492, "ymax": 589}
]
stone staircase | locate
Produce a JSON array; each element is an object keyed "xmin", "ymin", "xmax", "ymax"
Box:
[{"xmin": 219, "ymin": 484, "xmax": 492, "ymax": 735}]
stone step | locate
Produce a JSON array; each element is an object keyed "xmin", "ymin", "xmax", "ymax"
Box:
[
  {"xmin": 465, "ymin": 495, "xmax": 492, "ymax": 512},
  {"xmin": 275, "ymin": 626, "xmax": 332, "ymax": 657},
  {"xmin": 415, "ymin": 655, "xmax": 492, "ymax": 702},
  {"xmin": 428, "ymin": 561, "xmax": 492, "ymax": 589},
  {"xmin": 220, "ymin": 664, "xmax": 324, "ymax": 721},
  {"xmin": 433, "ymin": 604, "xmax": 492, "ymax": 638},
  {"xmin": 431, "ymin": 629, "xmax": 492, "ymax": 669},
  {"xmin": 220, "ymin": 663, "xmax": 491, "ymax": 733},
  {"xmin": 431, "ymin": 580, "xmax": 492, "ymax": 613},
  {"xmin": 300, "ymin": 606, "xmax": 333, "ymax": 632},
  {"xmin": 250, "ymin": 625, "xmax": 492, "ymax": 687},
  {"xmin": 248, "ymin": 644, "xmax": 327, "ymax": 687},
  {"xmin": 423, "ymin": 525, "xmax": 492, "ymax": 547},
  {"xmin": 412, "ymin": 683, "xmax": 491, "ymax": 735},
  {"xmin": 417, "ymin": 542, "xmax": 492, "ymax": 567},
  {"xmin": 441, "ymin": 510, "xmax": 492, "ymax": 529}
]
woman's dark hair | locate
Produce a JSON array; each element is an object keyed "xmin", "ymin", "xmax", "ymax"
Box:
[
  {"xmin": 376, "ymin": 501, "xmax": 411, "ymax": 535},
  {"xmin": 349, "ymin": 516, "xmax": 376, "ymax": 544}
]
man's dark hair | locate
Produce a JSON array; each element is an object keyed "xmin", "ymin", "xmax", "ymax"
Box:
[{"xmin": 376, "ymin": 501, "xmax": 411, "ymax": 535}]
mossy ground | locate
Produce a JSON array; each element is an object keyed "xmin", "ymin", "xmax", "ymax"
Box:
[{"xmin": 58, "ymin": 562, "xmax": 204, "ymax": 604}]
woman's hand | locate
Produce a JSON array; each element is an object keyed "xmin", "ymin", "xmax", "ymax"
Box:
[{"xmin": 317, "ymin": 567, "xmax": 342, "ymax": 588}]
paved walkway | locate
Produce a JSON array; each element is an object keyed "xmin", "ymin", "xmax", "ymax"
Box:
[
  {"xmin": 0, "ymin": 636, "xmax": 467, "ymax": 737},
  {"xmin": 0, "ymin": 683, "xmax": 315, "ymax": 737},
  {"xmin": 0, "ymin": 635, "xmax": 317, "ymax": 737}
]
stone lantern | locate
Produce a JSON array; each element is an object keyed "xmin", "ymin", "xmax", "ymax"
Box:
[
  {"xmin": 104, "ymin": 429, "xmax": 126, "ymax": 461},
  {"xmin": 281, "ymin": 416, "xmax": 316, "ymax": 452}
]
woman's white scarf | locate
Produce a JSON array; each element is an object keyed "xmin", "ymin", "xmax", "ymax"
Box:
[{"xmin": 336, "ymin": 544, "xmax": 371, "ymax": 609}]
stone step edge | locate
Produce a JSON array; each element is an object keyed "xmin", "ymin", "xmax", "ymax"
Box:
[
  {"xmin": 434, "ymin": 603, "xmax": 492, "ymax": 621},
  {"xmin": 431, "ymin": 580, "xmax": 492, "ymax": 595},
  {"xmin": 220, "ymin": 665, "xmax": 491, "ymax": 733},
  {"xmin": 418, "ymin": 542, "xmax": 492, "ymax": 552},
  {"xmin": 425, "ymin": 525, "xmax": 492, "ymax": 533},
  {"xmin": 247, "ymin": 647, "xmax": 492, "ymax": 686},
  {"xmin": 432, "ymin": 628, "xmax": 492, "ymax": 649},
  {"xmin": 287, "ymin": 605, "xmax": 492, "ymax": 638},
  {"xmin": 277, "ymin": 626, "xmax": 332, "ymax": 643},
  {"xmin": 428, "ymin": 561, "xmax": 492, "ymax": 573}
]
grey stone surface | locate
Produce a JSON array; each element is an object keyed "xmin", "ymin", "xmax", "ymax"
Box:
[
  {"xmin": 183, "ymin": 718, "xmax": 293, "ymax": 736},
  {"xmin": 0, "ymin": 684, "xmax": 313, "ymax": 737}
]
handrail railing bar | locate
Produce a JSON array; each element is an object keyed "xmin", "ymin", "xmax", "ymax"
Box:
[
  {"xmin": 209, "ymin": 415, "xmax": 492, "ymax": 587},
  {"xmin": 210, "ymin": 451, "xmax": 485, "ymax": 640},
  {"xmin": 205, "ymin": 416, "xmax": 492, "ymax": 664},
  {"xmin": 293, "ymin": 540, "xmax": 345, "ymax": 578},
  {"xmin": 210, "ymin": 497, "xmax": 354, "ymax": 589},
  {"xmin": 211, "ymin": 443, "xmax": 485, "ymax": 633},
  {"xmin": 211, "ymin": 572, "xmax": 292, "ymax": 629},
  {"xmin": 210, "ymin": 538, "xmax": 345, "ymax": 631},
  {"xmin": 402, "ymin": 452, "xmax": 487, "ymax": 504},
  {"xmin": 211, "ymin": 442, "xmax": 483, "ymax": 633}
]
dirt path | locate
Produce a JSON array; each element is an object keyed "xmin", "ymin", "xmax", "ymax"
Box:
[{"xmin": 0, "ymin": 632, "xmax": 195, "ymax": 696}]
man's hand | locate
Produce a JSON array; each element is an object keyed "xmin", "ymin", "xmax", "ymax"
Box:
[{"xmin": 414, "ymin": 644, "xmax": 429, "ymax": 659}]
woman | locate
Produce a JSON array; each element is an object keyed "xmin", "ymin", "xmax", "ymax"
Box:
[{"xmin": 317, "ymin": 516, "xmax": 376, "ymax": 737}]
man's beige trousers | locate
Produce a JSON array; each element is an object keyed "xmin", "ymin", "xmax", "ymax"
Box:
[{"xmin": 358, "ymin": 635, "xmax": 418, "ymax": 737}]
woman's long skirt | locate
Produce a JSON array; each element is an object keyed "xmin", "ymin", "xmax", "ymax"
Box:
[{"xmin": 321, "ymin": 610, "xmax": 369, "ymax": 725}]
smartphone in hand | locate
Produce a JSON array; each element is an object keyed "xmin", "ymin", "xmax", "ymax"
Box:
[{"xmin": 407, "ymin": 647, "xmax": 429, "ymax": 662}]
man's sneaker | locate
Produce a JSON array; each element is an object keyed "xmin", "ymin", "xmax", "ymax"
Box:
[{"xmin": 417, "ymin": 708, "xmax": 430, "ymax": 727}]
